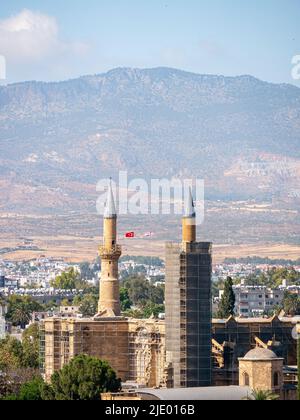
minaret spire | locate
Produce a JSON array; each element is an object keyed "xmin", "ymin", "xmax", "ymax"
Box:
[
  {"xmin": 184, "ymin": 187, "xmax": 196, "ymax": 218},
  {"xmin": 104, "ymin": 178, "xmax": 117, "ymax": 218},
  {"xmin": 97, "ymin": 180, "xmax": 122, "ymax": 317},
  {"xmin": 182, "ymin": 187, "xmax": 196, "ymax": 245}
]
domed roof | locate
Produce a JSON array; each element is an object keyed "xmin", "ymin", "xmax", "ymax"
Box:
[{"xmin": 243, "ymin": 347, "xmax": 278, "ymax": 360}]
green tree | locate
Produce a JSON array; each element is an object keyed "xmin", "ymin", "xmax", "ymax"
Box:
[
  {"xmin": 22, "ymin": 324, "xmax": 40, "ymax": 369},
  {"xmin": 122, "ymin": 308, "xmax": 144, "ymax": 319},
  {"xmin": 244, "ymin": 268, "xmax": 300, "ymax": 289},
  {"xmin": 11, "ymin": 303, "xmax": 32, "ymax": 328},
  {"xmin": 123, "ymin": 276, "xmax": 150, "ymax": 306},
  {"xmin": 123, "ymin": 276, "xmax": 165, "ymax": 308},
  {"xmin": 72, "ymin": 295, "xmax": 83, "ymax": 306},
  {"xmin": 17, "ymin": 377, "xmax": 44, "ymax": 401},
  {"xmin": 6, "ymin": 296, "xmax": 43, "ymax": 329},
  {"xmin": 42, "ymin": 300, "xmax": 59, "ymax": 311},
  {"xmin": 149, "ymin": 283, "xmax": 165, "ymax": 305},
  {"xmin": 0, "ymin": 336, "xmax": 23, "ymax": 370},
  {"xmin": 218, "ymin": 277, "xmax": 236, "ymax": 319},
  {"xmin": 2, "ymin": 376, "xmax": 49, "ymax": 401},
  {"xmin": 282, "ymin": 292, "xmax": 300, "ymax": 316},
  {"xmin": 142, "ymin": 303, "xmax": 165, "ymax": 319},
  {"xmin": 0, "ymin": 368, "xmax": 39, "ymax": 399},
  {"xmin": 79, "ymin": 294, "xmax": 98, "ymax": 317},
  {"xmin": 120, "ymin": 287, "xmax": 132, "ymax": 311},
  {"xmin": 0, "ymin": 326, "xmax": 39, "ymax": 372},
  {"xmin": 48, "ymin": 355, "xmax": 121, "ymax": 400},
  {"xmin": 60, "ymin": 299, "xmax": 71, "ymax": 307},
  {"xmin": 50, "ymin": 268, "xmax": 83, "ymax": 290}
]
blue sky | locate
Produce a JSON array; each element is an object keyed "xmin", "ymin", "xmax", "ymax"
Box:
[{"xmin": 0, "ymin": 0, "xmax": 299, "ymax": 85}]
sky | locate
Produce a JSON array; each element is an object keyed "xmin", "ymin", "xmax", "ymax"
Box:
[{"xmin": 0, "ymin": 0, "xmax": 299, "ymax": 85}]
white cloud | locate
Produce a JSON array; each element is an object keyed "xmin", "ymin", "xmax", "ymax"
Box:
[{"xmin": 0, "ymin": 9, "xmax": 89, "ymax": 80}]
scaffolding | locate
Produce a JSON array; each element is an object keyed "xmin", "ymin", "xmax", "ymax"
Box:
[
  {"xmin": 40, "ymin": 315, "xmax": 167, "ymax": 388},
  {"xmin": 39, "ymin": 300, "xmax": 298, "ymax": 386},
  {"xmin": 40, "ymin": 318, "xmax": 152, "ymax": 384},
  {"xmin": 165, "ymin": 241, "xmax": 213, "ymax": 388},
  {"xmin": 212, "ymin": 316, "xmax": 297, "ymax": 368}
]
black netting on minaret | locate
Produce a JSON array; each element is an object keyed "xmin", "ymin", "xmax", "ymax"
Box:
[{"xmin": 165, "ymin": 242, "xmax": 212, "ymax": 388}]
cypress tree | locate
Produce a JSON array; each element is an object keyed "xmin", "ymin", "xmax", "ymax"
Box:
[{"xmin": 218, "ymin": 277, "xmax": 236, "ymax": 319}]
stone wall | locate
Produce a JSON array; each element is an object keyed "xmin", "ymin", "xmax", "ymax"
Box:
[{"xmin": 42, "ymin": 317, "xmax": 166, "ymax": 387}]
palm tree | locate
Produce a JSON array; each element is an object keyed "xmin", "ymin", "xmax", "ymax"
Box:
[
  {"xmin": 11, "ymin": 303, "xmax": 32, "ymax": 329},
  {"xmin": 245, "ymin": 389, "xmax": 279, "ymax": 401}
]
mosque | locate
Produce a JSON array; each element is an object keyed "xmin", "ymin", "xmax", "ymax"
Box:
[{"xmin": 41, "ymin": 184, "xmax": 299, "ymax": 398}]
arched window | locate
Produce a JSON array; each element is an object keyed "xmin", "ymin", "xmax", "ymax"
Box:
[
  {"xmin": 274, "ymin": 372, "xmax": 279, "ymax": 387},
  {"xmin": 243, "ymin": 372, "xmax": 250, "ymax": 386}
]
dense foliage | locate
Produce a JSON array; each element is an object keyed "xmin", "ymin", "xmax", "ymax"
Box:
[
  {"xmin": 2, "ymin": 355, "xmax": 121, "ymax": 401},
  {"xmin": 0, "ymin": 369, "xmax": 40, "ymax": 400},
  {"xmin": 48, "ymin": 355, "xmax": 121, "ymax": 400},
  {"xmin": 121, "ymin": 275, "xmax": 165, "ymax": 318},
  {"xmin": 282, "ymin": 292, "xmax": 300, "ymax": 316},
  {"xmin": 50, "ymin": 267, "xmax": 86, "ymax": 290},
  {"xmin": 73, "ymin": 294, "xmax": 98, "ymax": 317},
  {"xmin": 0, "ymin": 324, "xmax": 40, "ymax": 371},
  {"xmin": 245, "ymin": 268, "xmax": 300, "ymax": 288},
  {"xmin": 6, "ymin": 296, "xmax": 43, "ymax": 328}
]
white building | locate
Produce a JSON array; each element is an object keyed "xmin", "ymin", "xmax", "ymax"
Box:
[
  {"xmin": 0, "ymin": 301, "xmax": 6, "ymax": 339},
  {"xmin": 219, "ymin": 279, "xmax": 300, "ymax": 318},
  {"xmin": 229, "ymin": 285, "xmax": 285, "ymax": 317}
]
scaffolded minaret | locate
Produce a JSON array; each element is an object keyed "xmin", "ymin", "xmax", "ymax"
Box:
[
  {"xmin": 165, "ymin": 188, "xmax": 212, "ymax": 388},
  {"xmin": 98, "ymin": 181, "xmax": 122, "ymax": 317}
]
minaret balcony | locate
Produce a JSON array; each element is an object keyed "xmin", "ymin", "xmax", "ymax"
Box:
[{"xmin": 99, "ymin": 245, "xmax": 122, "ymax": 259}]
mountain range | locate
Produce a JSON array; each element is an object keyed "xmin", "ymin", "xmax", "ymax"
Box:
[{"xmin": 0, "ymin": 67, "xmax": 299, "ymax": 249}]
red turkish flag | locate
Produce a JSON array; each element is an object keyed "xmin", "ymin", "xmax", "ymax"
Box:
[{"xmin": 125, "ymin": 232, "xmax": 135, "ymax": 238}]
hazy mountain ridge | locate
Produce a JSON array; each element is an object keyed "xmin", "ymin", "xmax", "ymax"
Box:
[{"xmin": 0, "ymin": 67, "xmax": 300, "ymax": 215}]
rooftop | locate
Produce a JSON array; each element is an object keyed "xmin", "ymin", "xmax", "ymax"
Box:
[
  {"xmin": 242, "ymin": 347, "xmax": 281, "ymax": 361},
  {"xmin": 136, "ymin": 386, "xmax": 251, "ymax": 401}
]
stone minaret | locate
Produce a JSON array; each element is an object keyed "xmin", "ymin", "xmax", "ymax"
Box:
[{"xmin": 98, "ymin": 181, "xmax": 122, "ymax": 317}]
